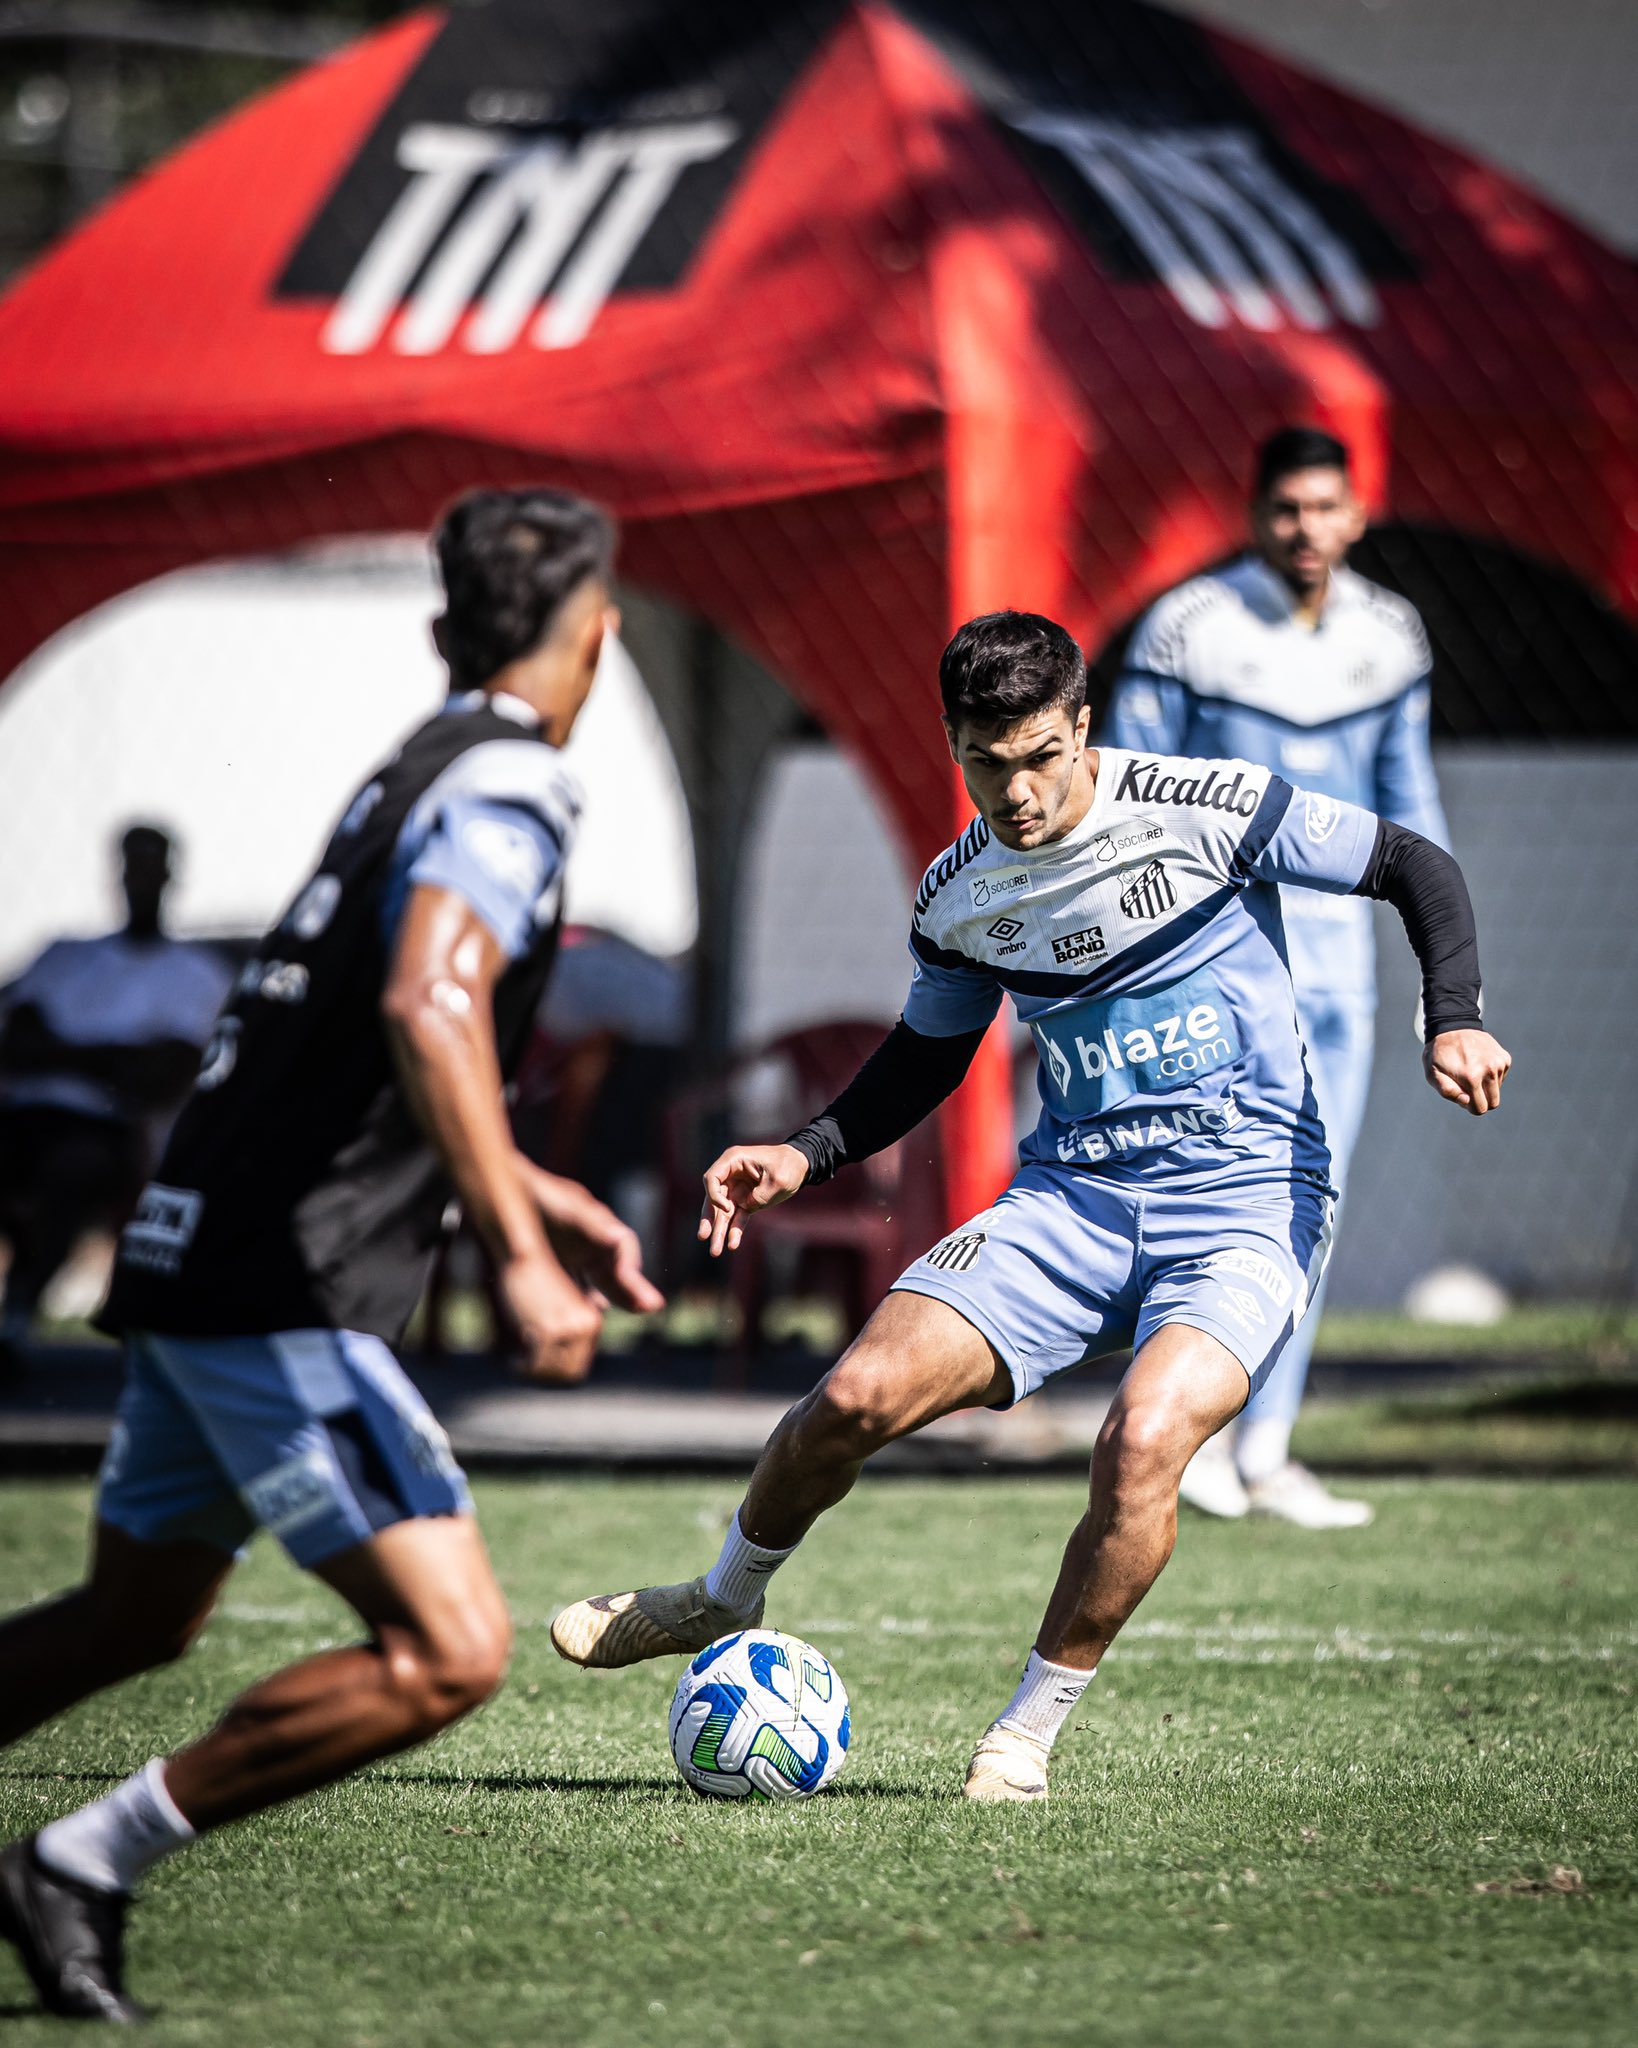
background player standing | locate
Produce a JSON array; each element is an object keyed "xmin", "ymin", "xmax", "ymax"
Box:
[
  {"xmin": 0, "ymin": 824, "xmax": 230, "ymax": 1367},
  {"xmin": 551, "ymin": 610, "xmax": 1509, "ymax": 1805},
  {"xmin": 1103, "ymin": 426, "xmax": 1448, "ymax": 1528},
  {"xmin": 0, "ymin": 489, "xmax": 662, "ymax": 2022}
]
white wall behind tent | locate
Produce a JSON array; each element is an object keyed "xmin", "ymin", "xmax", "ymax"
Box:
[
  {"xmin": 0, "ymin": 546, "xmax": 697, "ymax": 981},
  {"xmin": 731, "ymin": 740, "xmax": 915, "ymax": 1049}
]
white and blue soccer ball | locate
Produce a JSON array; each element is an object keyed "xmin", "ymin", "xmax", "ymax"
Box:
[{"xmin": 668, "ymin": 1629, "xmax": 850, "ymax": 1801}]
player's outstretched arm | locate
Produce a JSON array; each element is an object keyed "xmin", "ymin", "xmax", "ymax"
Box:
[
  {"xmin": 698, "ymin": 1019, "xmax": 989, "ymax": 1257},
  {"xmin": 1348, "ymin": 819, "xmax": 1513, "ymax": 1117},
  {"xmin": 698, "ymin": 1143, "xmax": 810, "ymax": 1257},
  {"xmin": 382, "ymin": 882, "xmax": 602, "ymax": 1381}
]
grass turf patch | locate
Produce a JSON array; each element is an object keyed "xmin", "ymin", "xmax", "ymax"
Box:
[
  {"xmin": 1293, "ymin": 1383, "xmax": 1638, "ymax": 1475},
  {"xmin": 2, "ymin": 1475, "xmax": 1635, "ymax": 2046}
]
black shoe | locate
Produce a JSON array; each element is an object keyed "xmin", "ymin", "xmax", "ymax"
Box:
[{"xmin": 0, "ymin": 1837, "xmax": 147, "ymax": 2022}]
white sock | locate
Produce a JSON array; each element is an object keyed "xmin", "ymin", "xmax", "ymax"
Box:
[
  {"xmin": 36, "ymin": 1758, "xmax": 195, "ymax": 1896},
  {"xmin": 704, "ymin": 1511, "xmax": 798, "ymax": 1616},
  {"xmin": 1236, "ymin": 1417, "xmax": 1294, "ymax": 1485},
  {"xmin": 995, "ymin": 1650, "xmax": 1095, "ymax": 1751}
]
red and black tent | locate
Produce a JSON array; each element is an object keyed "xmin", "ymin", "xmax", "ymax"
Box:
[{"xmin": 3, "ymin": 0, "xmax": 1635, "ymax": 1215}]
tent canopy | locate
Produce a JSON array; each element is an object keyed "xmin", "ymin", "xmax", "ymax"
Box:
[{"xmin": 3, "ymin": 0, "xmax": 1635, "ymax": 1212}]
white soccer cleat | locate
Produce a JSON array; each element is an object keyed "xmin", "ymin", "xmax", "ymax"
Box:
[
  {"xmin": 550, "ymin": 1576, "xmax": 763, "ymax": 1669},
  {"xmin": 962, "ymin": 1723, "xmax": 1051, "ymax": 1803},
  {"xmin": 1177, "ymin": 1436, "xmax": 1250, "ymax": 1520},
  {"xmin": 1246, "ymin": 1462, "xmax": 1374, "ymax": 1530}
]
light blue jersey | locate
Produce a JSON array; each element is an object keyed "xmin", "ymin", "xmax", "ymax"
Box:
[
  {"xmin": 891, "ymin": 748, "xmax": 1383, "ymax": 1397},
  {"xmin": 1105, "ymin": 557, "xmax": 1446, "ymax": 996},
  {"xmin": 904, "ymin": 749, "xmax": 1378, "ymax": 1198}
]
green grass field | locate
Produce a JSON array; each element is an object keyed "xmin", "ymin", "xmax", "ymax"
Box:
[{"xmin": 3, "ymin": 1475, "xmax": 1634, "ymax": 2046}]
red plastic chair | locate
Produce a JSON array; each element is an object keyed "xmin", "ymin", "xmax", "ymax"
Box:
[{"xmin": 661, "ymin": 1020, "xmax": 945, "ymax": 1379}]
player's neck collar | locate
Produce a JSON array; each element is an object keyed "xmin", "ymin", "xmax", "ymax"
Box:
[
  {"xmin": 484, "ymin": 689, "xmax": 542, "ymax": 729},
  {"xmin": 447, "ymin": 687, "xmax": 542, "ymax": 731}
]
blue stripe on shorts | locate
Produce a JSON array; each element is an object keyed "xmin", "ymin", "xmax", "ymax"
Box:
[{"xmin": 97, "ymin": 1329, "xmax": 472, "ymax": 1567}]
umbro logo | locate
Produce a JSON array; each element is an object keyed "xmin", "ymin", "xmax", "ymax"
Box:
[{"xmin": 986, "ymin": 917, "xmax": 1024, "ymax": 942}]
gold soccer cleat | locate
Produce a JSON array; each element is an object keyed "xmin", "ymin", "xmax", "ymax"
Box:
[
  {"xmin": 962, "ymin": 1722, "xmax": 1052, "ymax": 1803},
  {"xmin": 549, "ymin": 1577, "xmax": 764, "ymax": 1669}
]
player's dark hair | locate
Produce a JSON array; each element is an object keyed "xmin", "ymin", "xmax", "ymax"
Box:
[
  {"xmin": 939, "ymin": 610, "xmax": 1086, "ymax": 733},
  {"xmin": 434, "ymin": 488, "xmax": 616, "ymax": 689},
  {"xmin": 1253, "ymin": 425, "xmax": 1351, "ymax": 498}
]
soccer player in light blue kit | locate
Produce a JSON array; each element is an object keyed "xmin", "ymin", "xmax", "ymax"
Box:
[
  {"xmin": 553, "ymin": 610, "xmax": 1510, "ymax": 1803},
  {"xmin": 1104, "ymin": 426, "xmax": 1447, "ymax": 1528}
]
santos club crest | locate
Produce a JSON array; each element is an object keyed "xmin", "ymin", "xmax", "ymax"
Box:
[{"xmin": 1119, "ymin": 860, "xmax": 1177, "ymax": 921}]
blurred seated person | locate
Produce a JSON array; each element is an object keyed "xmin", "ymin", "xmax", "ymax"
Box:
[
  {"xmin": 0, "ymin": 824, "xmax": 231, "ymax": 1360},
  {"xmin": 517, "ymin": 924, "xmax": 691, "ymax": 1255}
]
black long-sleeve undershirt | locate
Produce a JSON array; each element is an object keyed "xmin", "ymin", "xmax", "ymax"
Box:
[
  {"xmin": 788, "ymin": 818, "xmax": 1484, "ymax": 1186},
  {"xmin": 1350, "ymin": 819, "xmax": 1483, "ymax": 1039},
  {"xmin": 785, "ymin": 1021, "xmax": 985, "ymax": 1186}
]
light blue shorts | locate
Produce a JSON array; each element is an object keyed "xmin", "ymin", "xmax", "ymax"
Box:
[
  {"xmin": 893, "ymin": 1164, "xmax": 1333, "ymax": 1404},
  {"xmin": 97, "ymin": 1329, "xmax": 472, "ymax": 1568}
]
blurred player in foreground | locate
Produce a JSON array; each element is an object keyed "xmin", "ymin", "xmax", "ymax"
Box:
[
  {"xmin": 553, "ymin": 610, "xmax": 1508, "ymax": 1803},
  {"xmin": 0, "ymin": 489, "xmax": 661, "ymax": 2022},
  {"xmin": 1104, "ymin": 425, "xmax": 1448, "ymax": 1528}
]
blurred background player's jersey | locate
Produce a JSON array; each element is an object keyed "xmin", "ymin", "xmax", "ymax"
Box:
[
  {"xmin": 905, "ymin": 752, "xmax": 1383, "ymax": 1194},
  {"xmin": 102, "ymin": 694, "xmax": 579, "ymax": 1343},
  {"xmin": 1105, "ymin": 558, "xmax": 1448, "ymax": 996}
]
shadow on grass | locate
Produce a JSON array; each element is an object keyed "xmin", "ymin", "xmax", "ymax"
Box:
[
  {"xmin": 376, "ymin": 1766, "xmax": 930, "ymax": 1802},
  {"xmin": 377, "ymin": 1767, "xmax": 674, "ymax": 1799},
  {"xmin": 2, "ymin": 1763, "xmax": 930, "ymax": 1805},
  {"xmin": 0, "ymin": 1767, "xmax": 123, "ymax": 1787},
  {"xmin": 1467, "ymin": 1377, "xmax": 1638, "ymax": 1420}
]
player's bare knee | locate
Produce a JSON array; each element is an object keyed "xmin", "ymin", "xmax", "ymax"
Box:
[
  {"xmin": 806, "ymin": 1359, "xmax": 903, "ymax": 1461},
  {"xmin": 1094, "ymin": 1402, "xmax": 1184, "ymax": 1496},
  {"xmin": 419, "ymin": 1612, "xmax": 514, "ymax": 1728}
]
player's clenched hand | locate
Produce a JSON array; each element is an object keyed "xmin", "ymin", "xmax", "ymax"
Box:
[
  {"xmin": 1423, "ymin": 1028, "xmax": 1511, "ymax": 1115},
  {"xmin": 517, "ymin": 1160, "xmax": 665, "ymax": 1314},
  {"xmin": 698, "ymin": 1142, "xmax": 810, "ymax": 1256},
  {"xmin": 498, "ymin": 1251, "xmax": 604, "ymax": 1382}
]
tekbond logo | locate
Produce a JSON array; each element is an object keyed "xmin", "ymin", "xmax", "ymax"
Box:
[
  {"xmin": 1051, "ymin": 924, "xmax": 1106, "ymax": 966},
  {"xmin": 1120, "ymin": 860, "xmax": 1177, "ymax": 921},
  {"xmin": 986, "ymin": 915, "xmax": 1027, "ymax": 957}
]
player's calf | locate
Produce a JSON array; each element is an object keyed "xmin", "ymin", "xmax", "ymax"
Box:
[
  {"xmin": 964, "ymin": 1329, "xmax": 1248, "ymax": 1800},
  {"xmin": 554, "ymin": 1296, "xmax": 1008, "ymax": 1671},
  {"xmin": 0, "ymin": 1529, "xmax": 229, "ymax": 1751}
]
